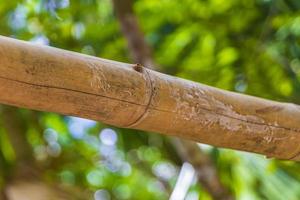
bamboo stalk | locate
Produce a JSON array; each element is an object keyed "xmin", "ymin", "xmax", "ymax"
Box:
[
  {"xmin": 0, "ymin": 35, "xmax": 300, "ymax": 160},
  {"xmin": 111, "ymin": 0, "xmax": 233, "ymax": 198}
]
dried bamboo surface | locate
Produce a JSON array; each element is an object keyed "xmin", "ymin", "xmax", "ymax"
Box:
[{"xmin": 1, "ymin": 36, "xmax": 300, "ymax": 160}]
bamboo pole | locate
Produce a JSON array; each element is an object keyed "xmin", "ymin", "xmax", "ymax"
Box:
[
  {"xmin": 111, "ymin": 1, "xmax": 233, "ymax": 199},
  {"xmin": 1, "ymin": 36, "xmax": 300, "ymax": 160}
]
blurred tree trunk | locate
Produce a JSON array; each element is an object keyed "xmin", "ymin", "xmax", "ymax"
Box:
[
  {"xmin": 1, "ymin": 107, "xmax": 37, "ymax": 179},
  {"xmin": 111, "ymin": 0, "xmax": 233, "ymax": 199},
  {"xmin": 0, "ymin": 106, "xmax": 87, "ymax": 200},
  {"xmin": 111, "ymin": 0, "xmax": 155, "ymax": 69}
]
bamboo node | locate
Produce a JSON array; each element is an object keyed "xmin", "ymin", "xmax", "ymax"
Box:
[{"xmin": 124, "ymin": 68, "xmax": 154, "ymax": 128}]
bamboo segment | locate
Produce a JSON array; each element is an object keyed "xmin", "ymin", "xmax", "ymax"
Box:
[{"xmin": 1, "ymin": 36, "xmax": 300, "ymax": 160}]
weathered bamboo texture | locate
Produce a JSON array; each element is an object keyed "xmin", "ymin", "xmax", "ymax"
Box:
[
  {"xmin": 1, "ymin": 36, "xmax": 300, "ymax": 160},
  {"xmin": 111, "ymin": 1, "xmax": 233, "ymax": 199}
]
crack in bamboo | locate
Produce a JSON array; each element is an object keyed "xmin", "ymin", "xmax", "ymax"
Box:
[{"xmin": 2, "ymin": 74, "xmax": 299, "ymax": 134}]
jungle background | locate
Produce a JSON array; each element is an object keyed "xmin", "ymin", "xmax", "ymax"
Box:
[{"xmin": 1, "ymin": 0, "xmax": 300, "ymax": 199}]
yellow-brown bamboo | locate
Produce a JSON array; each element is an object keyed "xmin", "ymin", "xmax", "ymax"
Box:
[{"xmin": 1, "ymin": 35, "xmax": 300, "ymax": 160}]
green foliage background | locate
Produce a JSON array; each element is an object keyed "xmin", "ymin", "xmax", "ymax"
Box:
[{"xmin": 1, "ymin": 0, "xmax": 300, "ymax": 199}]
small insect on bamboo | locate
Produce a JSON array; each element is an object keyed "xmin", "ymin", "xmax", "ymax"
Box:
[{"xmin": 133, "ymin": 63, "xmax": 143, "ymax": 73}]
